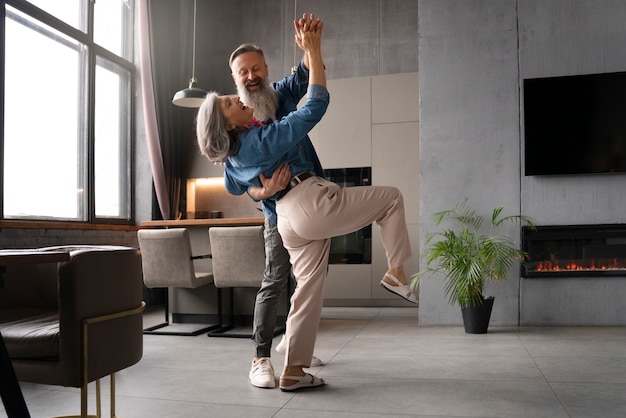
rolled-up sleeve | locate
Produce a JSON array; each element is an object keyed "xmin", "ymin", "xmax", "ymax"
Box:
[{"xmin": 307, "ymin": 84, "xmax": 329, "ymax": 102}]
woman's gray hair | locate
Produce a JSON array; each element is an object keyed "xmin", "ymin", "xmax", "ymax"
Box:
[{"xmin": 196, "ymin": 91, "xmax": 240, "ymax": 164}]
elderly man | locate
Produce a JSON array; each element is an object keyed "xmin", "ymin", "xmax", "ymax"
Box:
[{"xmin": 224, "ymin": 27, "xmax": 325, "ymax": 388}]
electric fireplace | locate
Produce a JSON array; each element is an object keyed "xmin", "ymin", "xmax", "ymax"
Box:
[{"xmin": 521, "ymin": 224, "xmax": 626, "ymax": 278}]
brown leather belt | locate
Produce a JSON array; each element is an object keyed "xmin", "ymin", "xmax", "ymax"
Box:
[{"xmin": 277, "ymin": 171, "xmax": 315, "ymax": 200}]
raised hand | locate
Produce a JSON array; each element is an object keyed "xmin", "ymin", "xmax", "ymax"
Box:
[
  {"xmin": 294, "ymin": 14, "xmax": 323, "ymax": 53},
  {"xmin": 294, "ymin": 13, "xmax": 323, "ymax": 51},
  {"xmin": 293, "ymin": 13, "xmax": 325, "ymax": 87}
]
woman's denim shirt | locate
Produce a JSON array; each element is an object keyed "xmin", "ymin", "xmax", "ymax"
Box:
[
  {"xmin": 224, "ymin": 84, "xmax": 329, "ymax": 200},
  {"xmin": 223, "ymin": 62, "xmax": 326, "ymax": 224}
]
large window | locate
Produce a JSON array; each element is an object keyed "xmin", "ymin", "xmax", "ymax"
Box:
[{"xmin": 2, "ymin": 0, "xmax": 135, "ymax": 223}]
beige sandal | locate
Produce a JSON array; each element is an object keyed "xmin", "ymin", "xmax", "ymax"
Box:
[
  {"xmin": 279, "ymin": 373, "xmax": 325, "ymax": 391},
  {"xmin": 380, "ymin": 272, "xmax": 418, "ymax": 304}
]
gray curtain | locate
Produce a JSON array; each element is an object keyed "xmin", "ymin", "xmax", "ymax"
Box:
[{"xmin": 139, "ymin": 0, "xmax": 195, "ymax": 220}]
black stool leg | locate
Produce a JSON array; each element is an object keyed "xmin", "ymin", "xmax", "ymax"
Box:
[{"xmin": 0, "ymin": 332, "xmax": 31, "ymax": 418}]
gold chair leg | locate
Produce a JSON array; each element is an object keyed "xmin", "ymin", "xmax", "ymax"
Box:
[
  {"xmin": 95, "ymin": 379, "xmax": 102, "ymax": 418},
  {"xmin": 110, "ymin": 373, "xmax": 117, "ymax": 418},
  {"xmin": 81, "ymin": 380, "xmax": 88, "ymax": 418},
  {"xmin": 51, "ymin": 379, "xmax": 99, "ymax": 418}
]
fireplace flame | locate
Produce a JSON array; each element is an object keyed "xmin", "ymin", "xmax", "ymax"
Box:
[{"xmin": 531, "ymin": 258, "xmax": 624, "ymax": 273}]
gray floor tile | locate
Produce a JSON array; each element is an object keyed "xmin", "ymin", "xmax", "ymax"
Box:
[
  {"xmin": 282, "ymin": 377, "xmax": 568, "ymax": 418},
  {"xmin": 534, "ymin": 355, "xmax": 626, "ymax": 383},
  {"xmin": 321, "ymin": 351, "xmax": 544, "ymax": 382},
  {"xmin": 551, "ymin": 382, "xmax": 626, "ymax": 418}
]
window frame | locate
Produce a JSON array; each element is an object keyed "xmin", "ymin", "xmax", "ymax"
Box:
[{"xmin": 1, "ymin": 0, "xmax": 136, "ymax": 226}]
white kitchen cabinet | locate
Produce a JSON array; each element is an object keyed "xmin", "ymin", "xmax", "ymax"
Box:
[{"xmin": 309, "ymin": 73, "xmax": 420, "ymax": 305}]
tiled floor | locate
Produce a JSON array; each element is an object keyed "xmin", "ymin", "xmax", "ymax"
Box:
[{"xmin": 3, "ymin": 306, "xmax": 626, "ymax": 418}]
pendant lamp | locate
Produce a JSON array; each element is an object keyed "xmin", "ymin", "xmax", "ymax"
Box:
[{"xmin": 172, "ymin": 0, "xmax": 206, "ymax": 108}]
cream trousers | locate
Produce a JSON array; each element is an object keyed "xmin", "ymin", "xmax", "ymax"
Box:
[{"xmin": 276, "ymin": 176, "xmax": 412, "ymax": 368}]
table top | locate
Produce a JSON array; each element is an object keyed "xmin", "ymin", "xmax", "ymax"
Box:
[
  {"xmin": 141, "ymin": 217, "xmax": 264, "ymax": 228},
  {"xmin": 0, "ymin": 250, "xmax": 70, "ymax": 266}
]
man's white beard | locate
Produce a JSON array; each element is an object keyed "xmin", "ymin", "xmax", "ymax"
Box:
[{"xmin": 237, "ymin": 79, "xmax": 279, "ymax": 123}]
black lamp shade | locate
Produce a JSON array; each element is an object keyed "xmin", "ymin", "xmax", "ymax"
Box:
[{"xmin": 172, "ymin": 79, "xmax": 206, "ymax": 108}]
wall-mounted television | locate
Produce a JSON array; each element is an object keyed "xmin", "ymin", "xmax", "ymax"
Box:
[{"xmin": 523, "ymin": 71, "xmax": 626, "ymax": 176}]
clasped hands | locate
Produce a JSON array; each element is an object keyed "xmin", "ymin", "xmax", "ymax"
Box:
[{"xmin": 294, "ymin": 13, "xmax": 323, "ymax": 50}]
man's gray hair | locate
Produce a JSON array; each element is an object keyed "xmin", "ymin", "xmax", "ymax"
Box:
[
  {"xmin": 229, "ymin": 43, "xmax": 264, "ymax": 68},
  {"xmin": 196, "ymin": 92, "xmax": 240, "ymax": 164}
]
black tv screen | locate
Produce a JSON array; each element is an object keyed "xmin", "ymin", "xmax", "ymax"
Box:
[{"xmin": 523, "ymin": 71, "xmax": 626, "ymax": 176}]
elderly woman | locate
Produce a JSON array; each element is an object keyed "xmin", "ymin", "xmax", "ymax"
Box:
[{"xmin": 196, "ymin": 14, "xmax": 415, "ymax": 392}]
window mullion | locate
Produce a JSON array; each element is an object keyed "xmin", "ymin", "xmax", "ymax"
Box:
[
  {"xmin": 1, "ymin": 1, "xmax": 6, "ymax": 220},
  {"xmin": 83, "ymin": 0, "xmax": 92, "ymax": 222},
  {"xmin": 84, "ymin": 45, "xmax": 95, "ymax": 223}
]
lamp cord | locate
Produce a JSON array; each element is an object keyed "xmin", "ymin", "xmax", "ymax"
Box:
[
  {"xmin": 191, "ymin": 0, "xmax": 197, "ymax": 81},
  {"xmin": 292, "ymin": 0, "xmax": 297, "ymax": 73}
]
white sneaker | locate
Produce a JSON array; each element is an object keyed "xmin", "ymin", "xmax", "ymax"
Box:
[
  {"xmin": 249, "ymin": 357, "xmax": 276, "ymax": 388},
  {"xmin": 275, "ymin": 335, "xmax": 287, "ymax": 353},
  {"xmin": 310, "ymin": 355, "xmax": 323, "ymax": 367},
  {"xmin": 275, "ymin": 336, "xmax": 324, "ymax": 367}
]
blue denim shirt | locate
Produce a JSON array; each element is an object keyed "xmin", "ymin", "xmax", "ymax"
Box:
[{"xmin": 224, "ymin": 62, "xmax": 327, "ymax": 223}]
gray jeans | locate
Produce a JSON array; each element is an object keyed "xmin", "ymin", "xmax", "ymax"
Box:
[{"xmin": 253, "ymin": 218, "xmax": 292, "ymax": 358}]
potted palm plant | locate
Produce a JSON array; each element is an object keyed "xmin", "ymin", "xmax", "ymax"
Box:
[{"xmin": 411, "ymin": 199, "xmax": 535, "ymax": 333}]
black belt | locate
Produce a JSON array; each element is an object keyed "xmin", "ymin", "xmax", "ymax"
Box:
[{"xmin": 277, "ymin": 171, "xmax": 315, "ymax": 200}]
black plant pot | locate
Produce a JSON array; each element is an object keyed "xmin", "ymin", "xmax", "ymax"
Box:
[{"xmin": 461, "ymin": 296, "xmax": 495, "ymax": 334}]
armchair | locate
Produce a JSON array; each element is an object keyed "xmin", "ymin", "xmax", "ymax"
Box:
[{"xmin": 0, "ymin": 245, "xmax": 145, "ymax": 418}]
